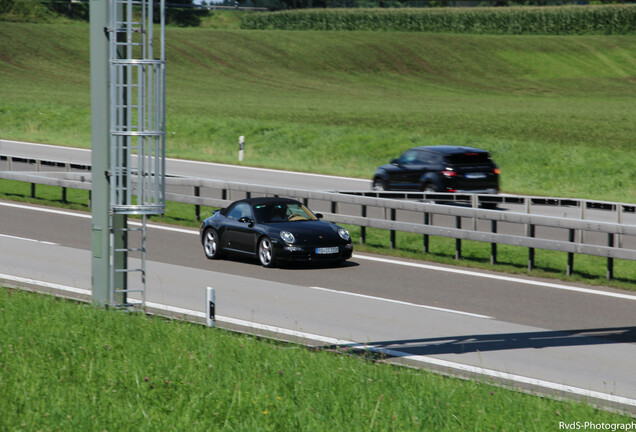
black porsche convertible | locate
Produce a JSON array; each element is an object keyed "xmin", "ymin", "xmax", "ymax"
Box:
[{"xmin": 199, "ymin": 197, "xmax": 353, "ymax": 267}]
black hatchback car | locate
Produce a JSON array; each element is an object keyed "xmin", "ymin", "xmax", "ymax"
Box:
[{"xmin": 372, "ymin": 145, "xmax": 500, "ymax": 193}]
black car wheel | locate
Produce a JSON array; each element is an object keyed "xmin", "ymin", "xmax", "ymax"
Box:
[
  {"xmin": 203, "ymin": 228, "xmax": 222, "ymax": 260},
  {"xmin": 421, "ymin": 183, "xmax": 440, "ymax": 204},
  {"xmin": 258, "ymin": 236, "xmax": 277, "ymax": 268},
  {"xmin": 372, "ymin": 177, "xmax": 387, "ymax": 191},
  {"xmin": 422, "ymin": 183, "xmax": 437, "ymax": 193}
]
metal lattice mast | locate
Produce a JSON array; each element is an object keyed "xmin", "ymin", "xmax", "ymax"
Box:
[
  {"xmin": 90, "ymin": 0, "xmax": 165, "ymax": 309},
  {"xmin": 109, "ymin": 0, "xmax": 166, "ymax": 215}
]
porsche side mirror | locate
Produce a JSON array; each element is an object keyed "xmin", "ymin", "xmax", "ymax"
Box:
[{"xmin": 238, "ymin": 217, "xmax": 254, "ymax": 226}]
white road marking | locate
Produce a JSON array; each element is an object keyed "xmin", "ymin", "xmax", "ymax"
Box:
[
  {"xmin": 354, "ymin": 254, "xmax": 636, "ymax": 302},
  {"xmin": 0, "ymin": 201, "xmax": 197, "ymax": 234},
  {"xmin": 309, "ymin": 285, "xmax": 492, "ymax": 319},
  {"xmin": 2, "ymin": 201, "xmax": 635, "ymax": 302},
  {"xmin": 0, "ymin": 201, "xmax": 91, "ymax": 218},
  {"xmin": 0, "ymin": 273, "xmax": 91, "ymax": 296},
  {"xmin": 0, "ymin": 233, "xmax": 58, "ymax": 245},
  {"xmin": 2, "ymin": 273, "xmax": 636, "ymax": 409}
]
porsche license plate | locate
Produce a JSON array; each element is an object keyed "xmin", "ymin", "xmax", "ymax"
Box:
[{"xmin": 315, "ymin": 247, "xmax": 339, "ymax": 254}]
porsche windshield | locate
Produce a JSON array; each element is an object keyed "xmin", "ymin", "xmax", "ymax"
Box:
[{"xmin": 254, "ymin": 203, "xmax": 318, "ymax": 223}]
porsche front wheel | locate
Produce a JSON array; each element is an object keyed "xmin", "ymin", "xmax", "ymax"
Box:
[{"xmin": 258, "ymin": 237, "xmax": 277, "ymax": 268}]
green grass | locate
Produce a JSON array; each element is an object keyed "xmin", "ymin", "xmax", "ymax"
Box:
[
  {"xmin": 199, "ymin": 10, "xmax": 245, "ymax": 30},
  {"xmin": 1, "ymin": 287, "xmax": 633, "ymax": 431},
  {"xmin": 1, "ymin": 23, "xmax": 636, "ymax": 203}
]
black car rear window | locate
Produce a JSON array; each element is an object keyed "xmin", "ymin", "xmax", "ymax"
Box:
[{"xmin": 445, "ymin": 153, "xmax": 492, "ymax": 164}]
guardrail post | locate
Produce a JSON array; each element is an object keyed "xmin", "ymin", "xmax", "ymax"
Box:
[
  {"xmin": 528, "ymin": 224, "xmax": 535, "ymax": 271},
  {"xmin": 194, "ymin": 186, "xmax": 200, "ymax": 221},
  {"xmin": 617, "ymin": 205, "xmax": 623, "ymax": 249},
  {"xmin": 7, "ymin": 156, "xmax": 13, "ymax": 171},
  {"xmin": 490, "ymin": 220, "xmax": 497, "ymax": 265},
  {"xmin": 390, "ymin": 208, "xmax": 396, "ymax": 249},
  {"xmin": 472, "ymin": 195, "xmax": 478, "ymax": 231},
  {"xmin": 580, "ymin": 201, "xmax": 586, "ymax": 244},
  {"xmin": 567, "ymin": 228, "xmax": 575, "ymax": 276},
  {"xmin": 423, "ymin": 212, "xmax": 430, "ymax": 253},
  {"xmin": 360, "ymin": 205, "xmax": 367, "ymax": 244},
  {"xmin": 62, "ymin": 187, "xmax": 67, "ymax": 203},
  {"xmin": 30, "ymin": 183, "xmax": 36, "ymax": 198},
  {"xmin": 455, "ymin": 216, "xmax": 462, "ymax": 260},
  {"xmin": 607, "ymin": 233, "xmax": 615, "ymax": 280}
]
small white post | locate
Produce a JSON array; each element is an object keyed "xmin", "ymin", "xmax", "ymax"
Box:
[
  {"xmin": 238, "ymin": 135, "xmax": 245, "ymax": 162},
  {"xmin": 206, "ymin": 286, "xmax": 215, "ymax": 328}
]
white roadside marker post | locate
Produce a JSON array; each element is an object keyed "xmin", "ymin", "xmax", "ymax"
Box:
[
  {"xmin": 206, "ymin": 286, "xmax": 215, "ymax": 328},
  {"xmin": 238, "ymin": 135, "xmax": 245, "ymax": 162}
]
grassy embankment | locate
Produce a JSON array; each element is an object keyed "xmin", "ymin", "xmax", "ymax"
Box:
[
  {"xmin": 1, "ymin": 22, "xmax": 635, "ymax": 286},
  {"xmin": 1, "ymin": 23, "xmax": 635, "ymax": 201},
  {"xmin": 2, "ymin": 287, "xmax": 634, "ymax": 430}
]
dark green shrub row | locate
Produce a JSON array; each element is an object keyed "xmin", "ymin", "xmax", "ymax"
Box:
[
  {"xmin": 0, "ymin": 0, "xmax": 57, "ymax": 22},
  {"xmin": 240, "ymin": 4, "xmax": 636, "ymax": 34}
]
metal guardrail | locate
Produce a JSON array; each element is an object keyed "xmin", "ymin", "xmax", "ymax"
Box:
[
  {"xmin": 2, "ymin": 168, "xmax": 636, "ymax": 280},
  {"xmin": 0, "ymin": 154, "xmax": 91, "ymax": 172}
]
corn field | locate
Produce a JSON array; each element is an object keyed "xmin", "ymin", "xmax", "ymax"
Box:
[{"xmin": 240, "ymin": 4, "xmax": 636, "ymax": 34}]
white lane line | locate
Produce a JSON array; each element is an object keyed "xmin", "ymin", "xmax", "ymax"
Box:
[
  {"xmin": 362, "ymin": 346, "xmax": 636, "ymax": 409},
  {"xmin": 309, "ymin": 285, "xmax": 492, "ymax": 319},
  {"xmin": 1, "ymin": 274, "xmax": 91, "ymax": 296},
  {"xmin": 3, "ymin": 201, "xmax": 635, "ymax": 302},
  {"xmin": 0, "ymin": 202, "xmax": 197, "ymax": 234},
  {"xmin": 0, "ymin": 233, "xmax": 58, "ymax": 245},
  {"xmin": 3, "ymin": 274, "xmax": 636, "ymax": 409},
  {"xmin": 354, "ymin": 254, "xmax": 636, "ymax": 302},
  {"xmin": 0, "ymin": 201, "xmax": 91, "ymax": 218}
]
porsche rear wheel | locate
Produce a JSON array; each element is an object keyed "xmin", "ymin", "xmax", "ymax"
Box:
[
  {"xmin": 258, "ymin": 236, "xmax": 277, "ymax": 268},
  {"xmin": 203, "ymin": 228, "xmax": 222, "ymax": 260}
]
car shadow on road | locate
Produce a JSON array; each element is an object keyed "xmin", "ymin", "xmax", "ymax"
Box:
[
  {"xmin": 334, "ymin": 326, "xmax": 636, "ymax": 358},
  {"xmin": 279, "ymin": 260, "xmax": 360, "ymax": 271},
  {"xmin": 211, "ymin": 253, "xmax": 360, "ymax": 270}
]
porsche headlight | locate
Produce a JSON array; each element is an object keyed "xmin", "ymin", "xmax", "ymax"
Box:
[
  {"xmin": 280, "ymin": 231, "xmax": 295, "ymax": 244},
  {"xmin": 338, "ymin": 228, "xmax": 351, "ymax": 241}
]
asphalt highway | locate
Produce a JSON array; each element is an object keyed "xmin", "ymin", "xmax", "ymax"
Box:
[
  {"xmin": 2, "ymin": 200, "xmax": 636, "ymax": 413},
  {"xmin": 0, "ymin": 139, "xmax": 370, "ymax": 191}
]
